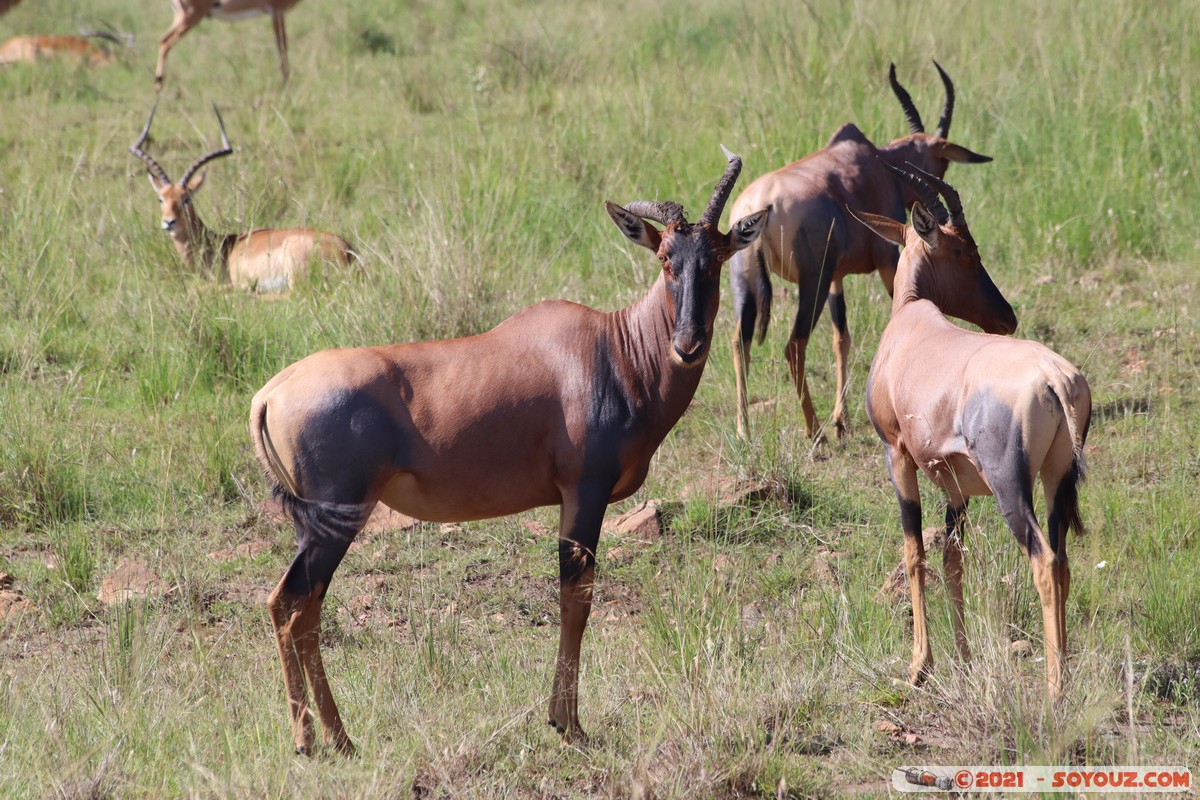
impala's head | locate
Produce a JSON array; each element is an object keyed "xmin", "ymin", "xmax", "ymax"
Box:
[
  {"xmin": 881, "ymin": 62, "xmax": 991, "ymax": 191},
  {"xmin": 606, "ymin": 147, "xmax": 768, "ymax": 367},
  {"xmin": 850, "ymin": 163, "xmax": 1017, "ymax": 335},
  {"xmin": 129, "ymin": 102, "xmax": 232, "ymax": 255}
]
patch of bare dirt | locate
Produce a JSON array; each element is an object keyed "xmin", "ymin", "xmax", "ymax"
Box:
[
  {"xmin": 878, "ymin": 527, "xmax": 945, "ymax": 602},
  {"xmin": 96, "ymin": 558, "xmax": 174, "ymax": 605},
  {"xmin": 683, "ymin": 474, "xmax": 788, "ymax": 509},
  {"xmin": 0, "ymin": 572, "xmax": 30, "ymax": 632},
  {"xmin": 206, "ymin": 540, "xmax": 271, "ymax": 562}
]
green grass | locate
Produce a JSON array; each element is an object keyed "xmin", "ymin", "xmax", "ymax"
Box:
[{"xmin": 2, "ymin": 0, "xmax": 1199, "ymax": 796}]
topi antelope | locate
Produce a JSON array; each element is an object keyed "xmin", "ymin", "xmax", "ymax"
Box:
[
  {"xmin": 130, "ymin": 103, "xmax": 354, "ymax": 294},
  {"xmin": 155, "ymin": 0, "xmax": 303, "ymax": 90},
  {"xmin": 249, "ymin": 147, "xmax": 768, "ymax": 754},
  {"xmin": 851, "ymin": 164, "xmax": 1090, "ymax": 700},
  {"xmin": 729, "ymin": 62, "xmax": 991, "ymax": 440}
]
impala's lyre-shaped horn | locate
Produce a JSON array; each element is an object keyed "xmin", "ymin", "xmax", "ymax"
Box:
[
  {"xmin": 129, "ymin": 100, "xmax": 171, "ymax": 185},
  {"xmin": 179, "ymin": 103, "xmax": 234, "ymax": 188}
]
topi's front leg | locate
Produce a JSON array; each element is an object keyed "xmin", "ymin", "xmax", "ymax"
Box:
[{"xmin": 547, "ymin": 481, "xmax": 609, "ymax": 743}]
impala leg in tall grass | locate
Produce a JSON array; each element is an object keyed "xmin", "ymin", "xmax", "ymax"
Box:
[
  {"xmin": 852, "ymin": 164, "xmax": 1090, "ymax": 699},
  {"xmin": 250, "ymin": 147, "xmax": 768, "ymax": 753},
  {"xmin": 728, "ymin": 62, "xmax": 990, "ymax": 440},
  {"xmin": 154, "ymin": 0, "xmax": 303, "ymax": 90}
]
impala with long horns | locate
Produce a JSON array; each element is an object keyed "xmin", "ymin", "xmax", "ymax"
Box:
[
  {"xmin": 729, "ymin": 62, "xmax": 991, "ymax": 440},
  {"xmin": 249, "ymin": 148, "xmax": 767, "ymax": 754},
  {"xmin": 130, "ymin": 103, "xmax": 354, "ymax": 293},
  {"xmin": 155, "ymin": 0, "xmax": 303, "ymax": 90},
  {"xmin": 852, "ymin": 165, "xmax": 1090, "ymax": 700}
]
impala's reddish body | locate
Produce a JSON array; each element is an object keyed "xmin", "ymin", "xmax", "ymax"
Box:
[
  {"xmin": 728, "ymin": 63, "xmax": 991, "ymax": 440},
  {"xmin": 249, "ymin": 149, "xmax": 768, "ymax": 754},
  {"xmin": 0, "ymin": 35, "xmax": 113, "ymax": 66}
]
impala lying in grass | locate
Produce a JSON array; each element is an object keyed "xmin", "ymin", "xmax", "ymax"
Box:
[
  {"xmin": 852, "ymin": 164, "xmax": 1090, "ymax": 700},
  {"xmin": 728, "ymin": 62, "xmax": 991, "ymax": 440},
  {"xmin": 129, "ymin": 103, "xmax": 354, "ymax": 294},
  {"xmin": 249, "ymin": 147, "xmax": 768, "ymax": 754},
  {"xmin": 0, "ymin": 30, "xmax": 127, "ymax": 66}
]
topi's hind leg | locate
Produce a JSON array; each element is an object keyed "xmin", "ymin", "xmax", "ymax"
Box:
[
  {"xmin": 292, "ymin": 584, "xmax": 355, "ymax": 754},
  {"xmin": 269, "ymin": 497, "xmax": 371, "ymax": 754},
  {"xmin": 268, "ymin": 576, "xmax": 312, "ymax": 752},
  {"xmin": 943, "ymin": 496, "xmax": 971, "ymax": 662},
  {"xmin": 827, "ymin": 278, "xmax": 852, "ymax": 438},
  {"xmin": 786, "ymin": 276, "xmax": 833, "ymax": 441},
  {"xmin": 967, "ymin": 402, "xmax": 1067, "ymax": 700}
]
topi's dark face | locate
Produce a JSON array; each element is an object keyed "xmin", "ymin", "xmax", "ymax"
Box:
[{"xmin": 605, "ymin": 204, "xmax": 769, "ymax": 367}]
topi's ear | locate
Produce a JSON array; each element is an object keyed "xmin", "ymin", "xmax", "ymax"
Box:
[
  {"xmin": 848, "ymin": 207, "xmax": 906, "ymax": 247},
  {"xmin": 728, "ymin": 207, "xmax": 769, "ymax": 252},
  {"xmin": 605, "ymin": 201, "xmax": 663, "ymax": 252},
  {"xmin": 911, "ymin": 202, "xmax": 940, "ymax": 248},
  {"xmin": 933, "ymin": 141, "xmax": 992, "ymax": 164}
]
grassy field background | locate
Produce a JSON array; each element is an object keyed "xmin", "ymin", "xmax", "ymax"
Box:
[{"xmin": 1, "ymin": 0, "xmax": 1198, "ymax": 796}]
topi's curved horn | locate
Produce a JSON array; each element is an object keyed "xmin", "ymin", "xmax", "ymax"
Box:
[
  {"xmin": 879, "ymin": 159, "xmax": 949, "ymax": 225},
  {"xmin": 889, "ymin": 63, "xmax": 924, "ymax": 134},
  {"xmin": 905, "ymin": 161, "xmax": 966, "ymax": 228},
  {"xmin": 698, "ymin": 144, "xmax": 742, "ymax": 227},
  {"xmin": 129, "ymin": 100, "xmax": 171, "ymax": 185},
  {"xmin": 624, "ymin": 201, "xmax": 687, "ymax": 226},
  {"xmin": 932, "ymin": 60, "xmax": 955, "ymax": 139}
]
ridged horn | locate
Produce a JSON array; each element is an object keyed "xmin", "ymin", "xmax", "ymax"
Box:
[
  {"xmin": 698, "ymin": 144, "xmax": 742, "ymax": 227},
  {"xmin": 129, "ymin": 100, "xmax": 171, "ymax": 185},
  {"xmin": 179, "ymin": 103, "xmax": 233, "ymax": 188},
  {"xmin": 933, "ymin": 60, "xmax": 955, "ymax": 139},
  {"xmin": 624, "ymin": 201, "xmax": 687, "ymax": 226},
  {"xmin": 889, "ymin": 63, "xmax": 924, "ymax": 134},
  {"xmin": 879, "ymin": 159, "xmax": 949, "ymax": 225},
  {"xmin": 905, "ymin": 161, "xmax": 966, "ymax": 228}
]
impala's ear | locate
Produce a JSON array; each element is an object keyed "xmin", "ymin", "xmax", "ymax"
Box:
[
  {"xmin": 605, "ymin": 201, "xmax": 662, "ymax": 252},
  {"xmin": 147, "ymin": 172, "xmax": 167, "ymax": 193},
  {"xmin": 728, "ymin": 207, "xmax": 769, "ymax": 253},
  {"xmin": 185, "ymin": 170, "xmax": 207, "ymax": 192},
  {"xmin": 911, "ymin": 202, "xmax": 940, "ymax": 248},
  {"xmin": 933, "ymin": 141, "xmax": 992, "ymax": 164},
  {"xmin": 848, "ymin": 207, "xmax": 906, "ymax": 246}
]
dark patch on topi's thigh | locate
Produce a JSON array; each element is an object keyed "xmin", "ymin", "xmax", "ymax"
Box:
[{"xmin": 962, "ymin": 389, "xmax": 1041, "ymax": 555}]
